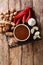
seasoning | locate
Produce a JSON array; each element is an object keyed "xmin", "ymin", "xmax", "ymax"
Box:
[{"xmin": 14, "ymin": 25, "xmax": 29, "ymax": 40}]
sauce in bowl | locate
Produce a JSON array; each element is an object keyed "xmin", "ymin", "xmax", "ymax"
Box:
[{"xmin": 14, "ymin": 24, "xmax": 30, "ymax": 41}]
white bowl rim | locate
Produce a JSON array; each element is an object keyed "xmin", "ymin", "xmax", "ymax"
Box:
[{"xmin": 13, "ymin": 24, "xmax": 30, "ymax": 42}]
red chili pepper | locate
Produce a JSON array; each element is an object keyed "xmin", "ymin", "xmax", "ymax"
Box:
[
  {"xmin": 26, "ymin": 7, "xmax": 31, "ymax": 23},
  {"xmin": 16, "ymin": 18, "xmax": 21, "ymax": 25},
  {"xmin": 13, "ymin": 18, "xmax": 16, "ymax": 24},
  {"xmin": 22, "ymin": 15, "xmax": 26, "ymax": 23},
  {"xmin": 14, "ymin": 7, "xmax": 29, "ymax": 19},
  {"xmin": 13, "ymin": 6, "xmax": 31, "ymax": 24}
]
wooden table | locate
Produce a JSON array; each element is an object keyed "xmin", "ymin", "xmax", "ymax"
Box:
[{"xmin": 0, "ymin": 0, "xmax": 43, "ymax": 65}]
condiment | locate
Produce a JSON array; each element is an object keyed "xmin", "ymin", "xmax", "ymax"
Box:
[{"xmin": 14, "ymin": 25, "xmax": 29, "ymax": 40}]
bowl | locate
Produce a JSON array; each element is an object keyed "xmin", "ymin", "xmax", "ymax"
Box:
[{"xmin": 13, "ymin": 24, "xmax": 30, "ymax": 42}]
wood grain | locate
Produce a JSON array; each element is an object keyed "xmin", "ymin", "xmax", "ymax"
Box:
[
  {"xmin": 0, "ymin": 34, "xmax": 9, "ymax": 65},
  {"xmin": 20, "ymin": 0, "xmax": 33, "ymax": 10},
  {"xmin": 9, "ymin": 0, "xmax": 21, "ymax": 11},
  {"xmin": 0, "ymin": 0, "xmax": 8, "ymax": 13},
  {"xmin": 15, "ymin": 0, "xmax": 21, "ymax": 11},
  {"xmin": 33, "ymin": 0, "xmax": 43, "ymax": 65},
  {"xmin": 9, "ymin": 0, "xmax": 16, "ymax": 11},
  {"xmin": 21, "ymin": 43, "xmax": 33, "ymax": 65},
  {"xmin": 0, "ymin": 0, "xmax": 9, "ymax": 65},
  {"xmin": 10, "ymin": 46, "xmax": 21, "ymax": 65}
]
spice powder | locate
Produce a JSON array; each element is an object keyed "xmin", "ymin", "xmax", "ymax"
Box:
[{"xmin": 15, "ymin": 25, "xmax": 29, "ymax": 40}]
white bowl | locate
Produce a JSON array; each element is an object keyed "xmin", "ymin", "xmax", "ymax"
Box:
[{"xmin": 13, "ymin": 24, "xmax": 30, "ymax": 42}]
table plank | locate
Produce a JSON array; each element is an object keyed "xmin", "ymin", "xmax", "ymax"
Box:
[
  {"xmin": 33, "ymin": 0, "xmax": 43, "ymax": 65},
  {"xmin": 20, "ymin": 0, "xmax": 33, "ymax": 10},
  {"xmin": 21, "ymin": 43, "xmax": 33, "ymax": 65},
  {"xmin": 10, "ymin": 46, "xmax": 21, "ymax": 65},
  {"xmin": 9, "ymin": 0, "xmax": 16, "ymax": 11},
  {"xmin": 0, "ymin": 0, "xmax": 9, "ymax": 65},
  {"xmin": 9, "ymin": 0, "xmax": 21, "ymax": 11},
  {"xmin": 0, "ymin": 34, "xmax": 9, "ymax": 65},
  {"xmin": 0, "ymin": 0, "xmax": 8, "ymax": 13}
]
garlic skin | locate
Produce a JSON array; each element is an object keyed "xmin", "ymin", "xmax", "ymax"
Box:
[{"xmin": 28, "ymin": 18, "xmax": 36, "ymax": 26}]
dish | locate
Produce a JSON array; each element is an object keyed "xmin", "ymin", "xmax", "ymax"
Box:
[{"xmin": 13, "ymin": 24, "xmax": 30, "ymax": 41}]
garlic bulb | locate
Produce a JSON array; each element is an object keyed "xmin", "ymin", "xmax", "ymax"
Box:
[{"xmin": 28, "ymin": 18, "xmax": 36, "ymax": 26}]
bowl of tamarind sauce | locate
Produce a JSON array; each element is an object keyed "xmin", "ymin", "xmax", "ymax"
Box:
[{"xmin": 13, "ymin": 24, "xmax": 30, "ymax": 42}]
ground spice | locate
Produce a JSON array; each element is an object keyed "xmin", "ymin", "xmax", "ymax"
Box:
[{"xmin": 15, "ymin": 25, "xmax": 29, "ymax": 40}]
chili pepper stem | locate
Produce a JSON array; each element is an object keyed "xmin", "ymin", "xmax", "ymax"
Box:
[{"xmin": 22, "ymin": 21, "xmax": 25, "ymax": 24}]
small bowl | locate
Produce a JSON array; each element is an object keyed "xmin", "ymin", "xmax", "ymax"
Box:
[{"xmin": 13, "ymin": 24, "xmax": 30, "ymax": 42}]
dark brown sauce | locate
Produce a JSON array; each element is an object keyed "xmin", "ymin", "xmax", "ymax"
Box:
[{"xmin": 15, "ymin": 25, "xmax": 29, "ymax": 40}]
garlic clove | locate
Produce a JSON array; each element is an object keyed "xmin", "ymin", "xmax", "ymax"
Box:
[
  {"xmin": 33, "ymin": 31, "xmax": 41, "ymax": 40},
  {"xmin": 28, "ymin": 18, "xmax": 36, "ymax": 26},
  {"xmin": 31, "ymin": 27, "xmax": 39, "ymax": 34},
  {"xmin": 33, "ymin": 35, "xmax": 37, "ymax": 40},
  {"xmin": 37, "ymin": 35, "xmax": 41, "ymax": 39},
  {"xmin": 35, "ymin": 31, "xmax": 40, "ymax": 36},
  {"xmin": 31, "ymin": 28, "xmax": 34, "ymax": 34},
  {"xmin": 33, "ymin": 26, "xmax": 39, "ymax": 30}
]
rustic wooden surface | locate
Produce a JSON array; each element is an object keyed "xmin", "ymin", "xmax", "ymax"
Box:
[
  {"xmin": 0, "ymin": 0, "xmax": 43, "ymax": 65},
  {"xmin": 0, "ymin": 34, "xmax": 9, "ymax": 65},
  {"xmin": 33, "ymin": 0, "xmax": 43, "ymax": 65}
]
